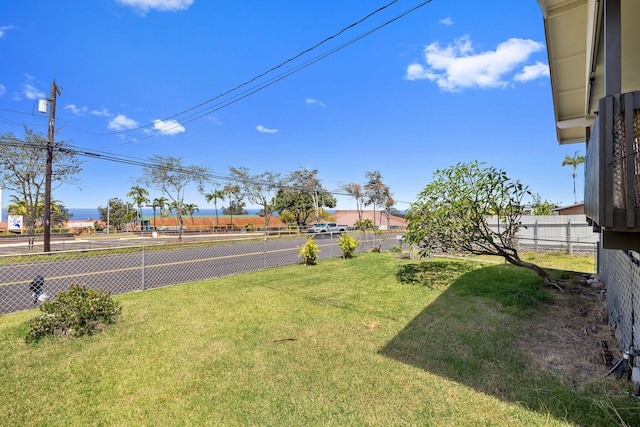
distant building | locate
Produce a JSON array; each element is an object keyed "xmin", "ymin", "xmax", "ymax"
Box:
[
  {"xmin": 551, "ymin": 203, "xmax": 585, "ymax": 216},
  {"xmin": 144, "ymin": 215, "xmax": 286, "ymax": 230},
  {"xmin": 331, "ymin": 210, "xmax": 407, "ymax": 229}
]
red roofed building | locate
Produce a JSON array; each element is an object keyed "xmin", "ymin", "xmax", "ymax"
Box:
[{"xmin": 332, "ymin": 210, "xmax": 407, "ymax": 229}]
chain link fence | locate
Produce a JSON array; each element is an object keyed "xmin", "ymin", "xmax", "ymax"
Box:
[
  {"xmin": 598, "ymin": 248, "xmax": 640, "ymax": 356},
  {"xmin": 0, "ymin": 232, "xmax": 402, "ymax": 314},
  {"xmin": 407, "ymin": 236, "xmax": 598, "ymax": 274},
  {"xmin": 0, "ymin": 230, "xmax": 599, "ymax": 316}
]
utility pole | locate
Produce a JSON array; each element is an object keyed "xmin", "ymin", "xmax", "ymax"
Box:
[{"xmin": 43, "ymin": 80, "xmax": 61, "ymax": 253}]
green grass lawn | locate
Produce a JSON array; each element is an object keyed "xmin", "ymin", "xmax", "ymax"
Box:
[{"xmin": 0, "ymin": 253, "xmax": 635, "ymax": 426}]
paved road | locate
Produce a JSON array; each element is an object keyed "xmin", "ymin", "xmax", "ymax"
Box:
[{"xmin": 0, "ymin": 233, "xmax": 403, "ymax": 314}]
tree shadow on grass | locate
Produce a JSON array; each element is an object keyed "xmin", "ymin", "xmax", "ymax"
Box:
[{"xmin": 381, "ymin": 260, "xmax": 638, "ymax": 426}]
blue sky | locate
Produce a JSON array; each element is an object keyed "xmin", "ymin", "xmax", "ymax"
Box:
[{"xmin": 0, "ymin": 0, "xmax": 585, "ymax": 215}]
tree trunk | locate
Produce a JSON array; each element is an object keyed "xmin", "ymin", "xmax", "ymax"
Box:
[{"xmin": 503, "ymin": 254, "xmax": 562, "ymax": 290}]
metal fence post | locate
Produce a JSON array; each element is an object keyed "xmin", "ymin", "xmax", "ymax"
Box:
[
  {"xmin": 141, "ymin": 243, "xmax": 146, "ymax": 291},
  {"xmin": 330, "ymin": 233, "xmax": 333, "ymax": 257},
  {"xmin": 567, "ymin": 218, "xmax": 573, "ymax": 255}
]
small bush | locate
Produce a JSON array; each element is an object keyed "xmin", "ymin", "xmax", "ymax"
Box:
[
  {"xmin": 390, "ymin": 244, "xmax": 402, "ymax": 253},
  {"xmin": 298, "ymin": 237, "xmax": 320, "ymax": 265},
  {"xmin": 26, "ymin": 283, "xmax": 122, "ymax": 343},
  {"xmin": 338, "ymin": 234, "xmax": 359, "ymax": 258}
]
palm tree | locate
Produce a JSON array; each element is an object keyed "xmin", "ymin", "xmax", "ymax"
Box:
[
  {"xmin": 223, "ymin": 183, "xmax": 241, "ymax": 230},
  {"xmin": 126, "ymin": 185, "xmax": 150, "ymax": 231},
  {"xmin": 183, "ymin": 203, "xmax": 199, "ymax": 226},
  {"xmin": 153, "ymin": 196, "xmax": 169, "ymax": 228},
  {"xmin": 562, "ymin": 151, "xmax": 585, "ymax": 204},
  {"xmin": 204, "ymin": 188, "xmax": 225, "ymax": 229},
  {"xmin": 7, "ymin": 195, "xmax": 28, "ymax": 216},
  {"xmin": 150, "ymin": 198, "xmax": 160, "ymax": 230}
]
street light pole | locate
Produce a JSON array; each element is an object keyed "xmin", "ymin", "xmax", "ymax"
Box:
[{"xmin": 43, "ymin": 80, "xmax": 61, "ymax": 253}]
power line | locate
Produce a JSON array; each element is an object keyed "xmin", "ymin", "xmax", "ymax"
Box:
[
  {"xmin": 2, "ymin": 1, "xmax": 433, "ymax": 153},
  {"xmin": 1, "ymin": 138, "xmax": 413, "ymax": 205},
  {"xmin": 96, "ymin": 0, "xmax": 401, "ymax": 137},
  {"xmin": 112, "ymin": 0, "xmax": 435, "ymax": 145}
]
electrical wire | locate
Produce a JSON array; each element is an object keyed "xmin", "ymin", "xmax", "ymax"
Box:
[
  {"xmin": 107, "ymin": 0, "xmax": 434, "ymax": 145},
  {"xmin": 95, "ymin": 0, "xmax": 402, "ymax": 137},
  {"xmin": 0, "ymin": 138, "xmax": 413, "ymax": 205},
  {"xmin": 1, "ymin": 1, "xmax": 433, "ymax": 152}
]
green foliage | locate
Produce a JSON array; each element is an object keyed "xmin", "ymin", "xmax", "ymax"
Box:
[
  {"xmin": 389, "ymin": 244, "xmax": 402, "ymax": 253},
  {"xmin": 338, "ymin": 233, "xmax": 358, "ymax": 258},
  {"xmin": 274, "ymin": 167, "xmax": 336, "ymax": 227},
  {"xmin": 26, "ymin": 284, "xmax": 122, "ymax": 343},
  {"xmin": 403, "ymin": 161, "xmax": 549, "ymax": 280},
  {"xmin": 530, "ymin": 193, "xmax": 558, "ymax": 215},
  {"xmin": 98, "ymin": 198, "xmax": 135, "ymax": 231},
  {"xmin": 0, "ymin": 127, "xmax": 82, "ymax": 236},
  {"xmin": 354, "ymin": 218, "xmax": 376, "ymax": 232},
  {"xmin": 297, "ymin": 237, "xmax": 320, "ymax": 265}
]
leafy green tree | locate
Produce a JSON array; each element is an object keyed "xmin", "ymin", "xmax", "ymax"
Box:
[
  {"xmin": 140, "ymin": 155, "xmax": 209, "ymax": 241},
  {"xmin": 562, "ymin": 151, "xmax": 585, "ymax": 204},
  {"xmin": 403, "ymin": 161, "xmax": 552, "ymax": 284},
  {"xmin": 7, "ymin": 196, "xmax": 68, "ymax": 228},
  {"xmin": 126, "ymin": 185, "xmax": 149, "ymax": 231},
  {"xmin": 98, "ymin": 198, "xmax": 134, "ymax": 231},
  {"xmin": 530, "ymin": 193, "xmax": 558, "ymax": 216},
  {"xmin": 0, "ymin": 127, "xmax": 82, "ymax": 239},
  {"xmin": 50, "ymin": 201, "xmax": 72, "ymax": 227},
  {"xmin": 7, "ymin": 195, "xmax": 27, "ymax": 216},
  {"xmin": 274, "ymin": 167, "xmax": 336, "ymax": 227},
  {"xmin": 229, "ymin": 166, "xmax": 282, "ymax": 233}
]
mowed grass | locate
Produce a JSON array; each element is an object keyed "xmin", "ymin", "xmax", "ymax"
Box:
[
  {"xmin": 0, "ymin": 253, "xmax": 636, "ymax": 426},
  {"xmin": 453, "ymin": 250, "xmax": 596, "ymax": 274}
]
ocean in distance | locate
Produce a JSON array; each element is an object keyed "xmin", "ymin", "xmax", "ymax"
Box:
[{"xmin": 68, "ymin": 208, "xmax": 262, "ymax": 220}]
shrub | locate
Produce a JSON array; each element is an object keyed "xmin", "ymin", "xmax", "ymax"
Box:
[
  {"xmin": 338, "ymin": 234, "xmax": 358, "ymax": 258},
  {"xmin": 390, "ymin": 244, "xmax": 402, "ymax": 253},
  {"xmin": 26, "ymin": 283, "xmax": 122, "ymax": 343},
  {"xmin": 298, "ymin": 237, "xmax": 320, "ymax": 265}
]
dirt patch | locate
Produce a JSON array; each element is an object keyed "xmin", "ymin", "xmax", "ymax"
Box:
[{"xmin": 518, "ymin": 272, "xmax": 624, "ymax": 386}]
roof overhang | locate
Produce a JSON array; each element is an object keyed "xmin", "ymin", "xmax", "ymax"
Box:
[
  {"xmin": 538, "ymin": 0, "xmax": 598, "ymax": 145},
  {"xmin": 539, "ymin": 0, "xmax": 640, "ymax": 145}
]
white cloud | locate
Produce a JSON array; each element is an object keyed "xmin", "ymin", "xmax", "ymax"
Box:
[
  {"xmin": 439, "ymin": 17, "xmax": 453, "ymax": 26},
  {"xmin": 256, "ymin": 125, "xmax": 278, "ymax": 134},
  {"xmin": 65, "ymin": 104, "xmax": 87, "ymax": 115},
  {"xmin": 152, "ymin": 119, "xmax": 185, "ymax": 135},
  {"xmin": 23, "ymin": 84, "xmax": 44, "ymax": 100},
  {"xmin": 116, "ymin": 0, "xmax": 194, "ymax": 13},
  {"xmin": 406, "ymin": 35, "xmax": 545, "ymax": 91},
  {"xmin": 207, "ymin": 116, "xmax": 222, "ymax": 126},
  {"xmin": 0, "ymin": 25, "xmax": 13, "ymax": 38},
  {"xmin": 306, "ymin": 98, "xmax": 325, "ymax": 107},
  {"xmin": 19, "ymin": 74, "xmax": 45, "ymax": 100},
  {"xmin": 108, "ymin": 114, "xmax": 139, "ymax": 131},
  {"xmin": 514, "ymin": 61, "xmax": 550, "ymax": 82},
  {"xmin": 91, "ymin": 108, "xmax": 112, "ymax": 117},
  {"xmin": 0, "ymin": 84, "xmax": 5, "ymax": 97}
]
